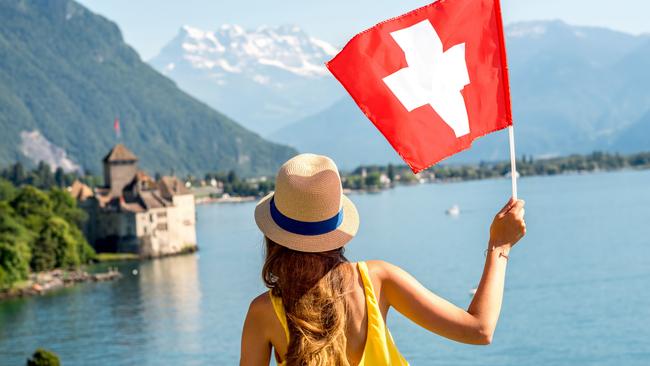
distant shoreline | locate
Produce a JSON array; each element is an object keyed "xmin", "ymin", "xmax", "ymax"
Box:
[
  {"xmin": 195, "ymin": 164, "xmax": 650, "ymax": 204},
  {"xmin": 364, "ymin": 165, "xmax": 650, "ymax": 191},
  {"xmin": 0, "ymin": 268, "xmax": 122, "ymax": 301},
  {"xmin": 195, "ymin": 195, "xmax": 257, "ymax": 205},
  {"xmin": 0, "ymin": 248, "xmax": 202, "ymax": 301}
]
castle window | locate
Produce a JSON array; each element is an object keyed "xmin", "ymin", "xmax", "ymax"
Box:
[
  {"xmin": 157, "ymin": 223, "xmax": 168, "ymax": 231},
  {"xmin": 156, "ymin": 212, "xmax": 167, "ymax": 218}
]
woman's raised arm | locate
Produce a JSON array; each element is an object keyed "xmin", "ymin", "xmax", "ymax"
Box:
[{"xmin": 376, "ymin": 198, "xmax": 526, "ymax": 345}]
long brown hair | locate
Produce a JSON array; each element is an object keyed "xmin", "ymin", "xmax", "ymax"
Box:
[{"xmin": 263, "ymin": 237, "xmax": 352, "ymax": 366}]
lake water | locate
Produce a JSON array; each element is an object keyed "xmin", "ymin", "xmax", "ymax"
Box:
[{"xmin": 1, "ymin": 170, "xmax": 649, "ymax": 365}]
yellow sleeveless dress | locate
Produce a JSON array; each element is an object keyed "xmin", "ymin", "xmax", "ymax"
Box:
[{"xmin": 269, "ymin": 261, "xmax": 409, "ymax": 365}]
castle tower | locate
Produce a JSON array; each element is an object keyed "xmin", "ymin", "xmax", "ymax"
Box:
[{"xmin": 103, "ymin": 144, "xmax": 138, "ymax": 197}]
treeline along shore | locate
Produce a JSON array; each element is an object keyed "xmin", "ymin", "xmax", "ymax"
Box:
[
  {"xmin": 1, "ymin": 151, "xmax": 648, "ymax": 297},
  {"xmin": 189, "ymin": 151, "xmax": 650, "ymax": 197},
  {"xmin": 3, "ymin": 151, "xmax": 649, "ymax": 202},
  {"xmin": 342, "ymin": 151, "xmax": 650, "ymax": 191}
]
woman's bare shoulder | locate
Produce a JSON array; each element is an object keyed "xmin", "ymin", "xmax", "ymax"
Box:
[
  {"xmin": 247, "ymin": 291, "xmax": 274, "ymax": 320},
  {"xmin": 364, "ymin": 259, "xmax": 403, "ymax": 280}
]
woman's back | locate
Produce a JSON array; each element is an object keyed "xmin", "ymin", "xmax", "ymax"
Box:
[{"xmin": 266, "ymin": 261, "xmax": 408, "ymax": 366}]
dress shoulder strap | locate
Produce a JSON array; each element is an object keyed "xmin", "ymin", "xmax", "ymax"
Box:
[
  {"xmin": 356, "ymin": 261, "xmax": 411, "ymax": 365},
  {"xmin": 357, "ymin": 261, "xmax": 380, "ymax": 309},
  {"xmin": 269, "ymin": 291, "xmax": 290, "ymax": 342}
]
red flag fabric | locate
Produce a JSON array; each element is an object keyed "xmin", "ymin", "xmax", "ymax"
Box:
[
  {"xmin": 326, "ymin": 0, "xmax": 512, "ymax": 173},
  {"xmin": 114, "ymin": 117, "xmax": 121, "ymax": 137}
]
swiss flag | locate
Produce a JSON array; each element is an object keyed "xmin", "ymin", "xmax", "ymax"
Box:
[
  {"xmin": 114, "ymin": 117, "xmax": 121, "ymax": 137},
  {"xmin": 327, "ymin": 0, "xmax": 512, "ymax": 173}
]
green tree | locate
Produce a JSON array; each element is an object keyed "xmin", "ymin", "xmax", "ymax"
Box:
[
  {"xmin": 10, "ymin": 186, "xmax": 53, "ymax": 232},
  {"xmin": 24, "ymin": 162, "xmax": 55, "ymax": 189},
  {"xmin": 0, "ymin": 178, "xmax": 16, "ymax": 201},
  {"xmin": 227, "ymin": 170, "xmax": 238, "ymax": 184},
  {"xmin": 72, "ymin": 226, "xmax": 96, "ymax": 265},
  {"xmin": 343, "ymin": 175, "xmax": 364, "ymax": 190},
  {"xmin": 32, "ymin": 217, "xmax": 81, "ymax": 271},
  {"xmin": 30, "ymin": 229, "xmax": 58, "ymax": 272},
  {"xmin": 0, "ymin": 181, "xmax": 94, "ymax": 286},
  {"xmin": 257, "ymin": 180, "xmax": 274, "ymax": 196},
  {"xmin": 54, "ymin": 167, "xmax": 66, "ymax": 188},
  {"xmin": 10, "ymin": 186, "xmax": 53, "ymax": 217},
  {"xmin": 0, "ymin": 203, "xmax": 32, "ymax": 289},
  {"xmin": 364, "ymin": 172, "xmax": 381, "ymax": 188},
  {"xmin": 387, "ymin": 164, "xmax": 395, "ymax": 182},
  {"xmin": 50, "ymin": 192, "xmax": 95, "ymax": 264},
  {"xmin": 0, "ymin": 239, "xmax": 30, "ymax": 289},
  {"xmin": 26, "ymin": 348, "xmax": 61, "ymax": 366},
  {"xmin": 11, "ymin": 162, "xmax": 26, "ymax": 185},
  {"xmin": 48, "ymin": 188, "xmax": 87, "ymax": 229}
]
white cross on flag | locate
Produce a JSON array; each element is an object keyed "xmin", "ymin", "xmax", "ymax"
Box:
[{"xmin": 327, "ymin": 0, "xmax": 513, "ymax": 173}]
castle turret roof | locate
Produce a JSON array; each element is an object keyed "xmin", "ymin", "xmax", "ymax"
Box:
[
  {"xmin": 158, "ymin": 176, "xmax": 189, "ymax": 199},
  {"xmin": 103, "ymin": 144, "xmax": 138, "ymax": 162},
  {"xmin": 68, "ymin": 180, "xmax": 93, "ymax": 201}
]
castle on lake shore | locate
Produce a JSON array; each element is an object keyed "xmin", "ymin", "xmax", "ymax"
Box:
[{"xmin": 71, "ymin": 144, "xmax": 197, "ymax": 257}]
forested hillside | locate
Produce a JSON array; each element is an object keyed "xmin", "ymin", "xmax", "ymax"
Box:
[{"xmin": 0, "ymin": 0, "xmax": 296, "ymax": 176}]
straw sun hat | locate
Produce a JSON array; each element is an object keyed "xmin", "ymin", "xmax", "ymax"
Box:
[{"xmin": 254, "ymin": 153, "xmax": 359, "ymax": 252}]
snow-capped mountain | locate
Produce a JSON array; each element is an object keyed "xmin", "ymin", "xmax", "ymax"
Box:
[
  {"xmin": 173, "ymin": 24, "xmax": 337, "ymax": 78},
  {"xmin": 271, "ymin": 21, "xmax": 650, "ymax": 169},
  {"xmin": 150, "ymin": 24, "xmax": 344, "ymax": 135}
]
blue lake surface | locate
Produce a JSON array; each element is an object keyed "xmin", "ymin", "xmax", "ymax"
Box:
[{"xmin": 1, "ymin": 170, "xmax": 649, "ymax": 365}]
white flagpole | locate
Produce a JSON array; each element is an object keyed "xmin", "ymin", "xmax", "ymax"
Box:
[{"xmin": 508, "ymin": 125, "xmax": 518, "ymax": 200}]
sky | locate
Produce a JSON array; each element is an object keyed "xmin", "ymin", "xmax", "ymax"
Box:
[{"xmin": 78, "ymin": 0, "xmax": 650, "ymax": 60}]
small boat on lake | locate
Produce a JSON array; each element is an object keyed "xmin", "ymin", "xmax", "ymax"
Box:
[{"xmin": 446, "ymin": 204, "xmax": 460, "ymax": 216}]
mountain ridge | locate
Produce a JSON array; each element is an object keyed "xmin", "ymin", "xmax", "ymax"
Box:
[
  {"xmin": 0, "ymin": 0, "xmax": 296, "ymax": 176},
  {"xmin": 149, "ymin": 23, "xmax": 343, "ymax": 135},
  {"xmin": 269, "ymin": 20, "xmax": 650, "ymax": 169}
]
